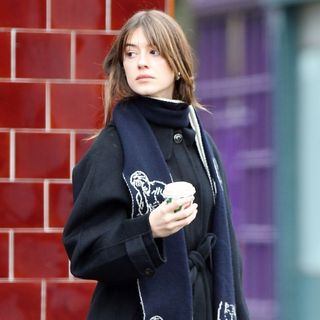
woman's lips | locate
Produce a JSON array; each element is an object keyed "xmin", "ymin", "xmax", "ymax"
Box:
[{"xmin": 136, "ymin": 74, "xmax": 154, "ymax": 80}]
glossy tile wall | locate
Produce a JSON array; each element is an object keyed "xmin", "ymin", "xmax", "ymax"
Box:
[{"xmin": 0, "ymin": 0, "xmax": 167, "ymax": 318}]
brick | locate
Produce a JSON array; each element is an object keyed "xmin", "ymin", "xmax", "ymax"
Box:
[
  {"xmin": 111, "ymin": 0, "xmax": 165, "ymax": 30},
  {"xmin": 0, "ymin": 132, "xmax": 10, "ymax": 178},
  {"xmin": 51, "ymin": 0, "xmax": 105, "ymax": 30},
  {"xmin": 0, "ymin": 82, "xmax": 45, "ymax": 128},
  {"xmin": 76, "ymin": 34, "xmax": 114, "ymax": 79},
  {"xmin": 46, "ymin": 281, "xmax": 95, "ymax": 320},
  {"xmin": 0, "ymin": 32, "xmax": 11, "ymax": 78},
  {"xmin": 0, "ymin": 233, "xmax": 9, "ymax": 278},
  {"xmin": 75, "ymin": 133, "xmax": 95, "ymax": 163},
  {"xmin": 14, "ymin": 232, "xmax": 68, "ymax": 278},
  {"xmin": 0, "ymin": 282, "xmax": 41, "ymax": 319},
  {"xmin": 0, "ymin": 182, "xmax": 43, "ymax": 228},
  {"xmin": 51, "ymin": 84, "xmax": 104, "ymax": 129},
  {"xmin": 49, "ymin": 183, "xmax": 73, "ymax": 228},
  {"xmin": 16, "ymin": 32, "xmax": 71, "ymax": 79},
  {"xmin": 0, "ymin": 0, "xmax": 46, "ymax": 28},
  {"xmin": 15, "ymin": 132, "xmax": 70, "ymax": 179}
]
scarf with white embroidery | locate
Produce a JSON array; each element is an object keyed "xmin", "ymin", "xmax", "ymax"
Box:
[{"xmin": 113, "ymin": 96, "xmax": 237, "ymax": 320}]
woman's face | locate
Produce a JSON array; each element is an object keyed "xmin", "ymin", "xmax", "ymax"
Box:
[{"xmin": 123, "ymin": 27, "xmax": 175, "ymax": 99}]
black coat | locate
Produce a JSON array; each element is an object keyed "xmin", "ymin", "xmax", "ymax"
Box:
[{"xmin": 63, "ymin": 123, "xmax": 249, "ymax": 320}]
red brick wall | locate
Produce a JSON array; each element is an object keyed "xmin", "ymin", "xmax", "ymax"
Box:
[{"xmin": 0, "ymin": 1, "xmax": 169, "ymax": 318}]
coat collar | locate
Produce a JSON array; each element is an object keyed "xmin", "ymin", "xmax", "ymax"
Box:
[{"xmin": 150, "ymin": 124, "xmax": 196, "ymax": 161}]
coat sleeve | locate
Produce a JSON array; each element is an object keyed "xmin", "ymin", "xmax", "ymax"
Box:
[
  {"xmin": 204, "ymin": 131, "xmax": 250, "ymax": 319},
  {"xmin": 63, "ymin": 126, "xmax": 166, "ymax": 286}
]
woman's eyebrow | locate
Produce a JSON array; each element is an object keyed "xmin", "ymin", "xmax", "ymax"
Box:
[
  {"xmin": 125, "ymin": 43, "xmax": 138, "ymax": 48},
  {"xmin": 125, "ymin": 43, "xmax": 153, "ymax": 49}
]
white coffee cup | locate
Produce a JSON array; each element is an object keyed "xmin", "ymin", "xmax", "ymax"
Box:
[{"xmin": 163, "ymin": 181, "xmax": 196, "ymax": 212}]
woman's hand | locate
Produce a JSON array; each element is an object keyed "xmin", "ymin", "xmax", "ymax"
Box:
[{"xmin": 149, "ymin": 197, "xmax": 198, "ymax": 238}]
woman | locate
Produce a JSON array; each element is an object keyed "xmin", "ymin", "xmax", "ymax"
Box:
[{"xmin": 63, "ymin": 10, "xmax": 249, "ymax": 320}]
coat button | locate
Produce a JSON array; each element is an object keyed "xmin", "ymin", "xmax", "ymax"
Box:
[
  {"xmin": 173, "ymin": 133, "xmax": 183, "ymax": 144},
  {"xmin": 144, "ymin": 268, "xmax": 154, "ymax": 277}
]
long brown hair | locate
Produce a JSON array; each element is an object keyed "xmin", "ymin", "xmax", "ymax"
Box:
[{"xmin": 103, "ymin": 10, "xmax": 202, "ymax": 125}]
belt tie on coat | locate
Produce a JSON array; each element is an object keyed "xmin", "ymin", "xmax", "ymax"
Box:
[{"xmin": 188, "ymin": 234, "xmax": 216, "ymax": 320}]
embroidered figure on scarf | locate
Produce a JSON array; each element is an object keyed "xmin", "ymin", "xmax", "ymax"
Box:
[
  {"xmin": 217, "ymin": 301, "xmax": 237, "ymax": 320},
  {"xmin": 130, "ymin": 171, "xmax": 166, "ymax": 215},
  {"xmin": 150, "ymin": 316, "xmax": 164, "ymax": 320}
]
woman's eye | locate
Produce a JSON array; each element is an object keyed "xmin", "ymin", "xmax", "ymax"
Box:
[
  {"xmin": 150, "ymin": 49, "xmax": 160, "ymax": 56},
  {"xmin": 125, "ymin": 51, "xmax": 137, "ymax": 58}
]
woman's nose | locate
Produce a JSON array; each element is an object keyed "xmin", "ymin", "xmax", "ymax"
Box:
[{"xmin": 137, "ymin": 53, "xmax": 149, "ymax": 68}]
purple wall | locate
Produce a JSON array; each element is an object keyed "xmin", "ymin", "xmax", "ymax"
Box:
[{"xmin": 195, "ymin": 8, "xmax": 276, "ymax": 320}]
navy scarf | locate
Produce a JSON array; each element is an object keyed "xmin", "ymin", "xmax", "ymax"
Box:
[{"xmin": 113, "ymin": 96, "xmax": 237, "ymax": 320}]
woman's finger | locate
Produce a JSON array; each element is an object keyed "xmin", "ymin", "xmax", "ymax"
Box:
[
  {"xmin": 162, "ymin": 196, "xmax": 194, "ymax": 212},
  {"xmin": 170, "ymin": 209, "xmax": 198, "ymax": 230},
  {"xmin": 172, "ymin": 203, "xmax": 198, "ymax": 220}
]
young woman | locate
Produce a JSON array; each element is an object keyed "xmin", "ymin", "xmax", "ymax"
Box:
[{"xmin": 63, "ymin": 10, "xmax": 249, "ymax": 320}]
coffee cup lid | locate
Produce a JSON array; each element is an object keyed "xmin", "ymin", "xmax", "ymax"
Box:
[{"xmin": 163, "ymin": 181, "xmax": 196, "ymax": 199}]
